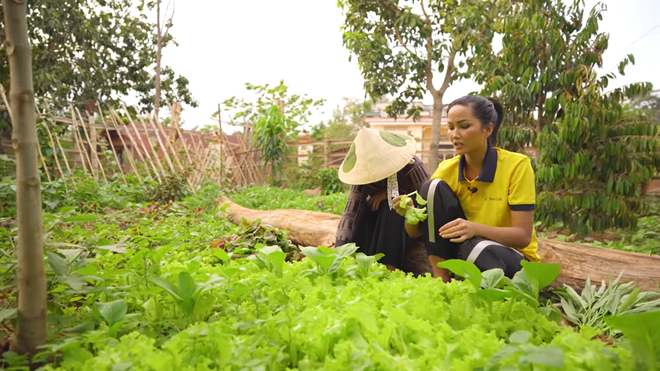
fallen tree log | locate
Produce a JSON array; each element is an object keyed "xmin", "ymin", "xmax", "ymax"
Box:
[{"xmin": 218, "ymin": 196, "xmax": 660, "ymax": 292}]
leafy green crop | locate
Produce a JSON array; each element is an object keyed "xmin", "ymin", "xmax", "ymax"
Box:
[
  {"xmin": 558, "ymin": 272, "xmax": 660, "ymax": 337},
  {"xmin": 399, "ymin": 191, "xmax": 428, "ymax": 225},
  {"xmin": 0, "ymin": 183, "xmax": 651, "ymax": 370}
]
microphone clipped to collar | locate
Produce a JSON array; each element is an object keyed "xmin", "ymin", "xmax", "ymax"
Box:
[{"xmin": 467, "ymin": 186, "xmax": 478, "ymax": 194}]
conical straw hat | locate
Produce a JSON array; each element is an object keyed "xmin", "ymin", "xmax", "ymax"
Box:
[{"xmin": 338, "ymin": 128, "xmax": 417, "ymax": 185}]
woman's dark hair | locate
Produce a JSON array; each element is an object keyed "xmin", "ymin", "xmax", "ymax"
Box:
[{"xmin": 447, "ymin": 95, "xmax": 503, "ymax": 146}]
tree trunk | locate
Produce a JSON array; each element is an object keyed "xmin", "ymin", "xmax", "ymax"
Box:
[
  {"xmin": 154, "ymin": 0, "xmax": 162, "ymax": 120},
  {"xmin": 429, "ymin": 95, "xmax": 444, "ymax": 170},
  {"xmin": 2, "ymin": 0, "xmax": 48, "ymax": 355},
  {"xmin": 218, "ymin": 197, "xmax": 660, "ymax": 292}
]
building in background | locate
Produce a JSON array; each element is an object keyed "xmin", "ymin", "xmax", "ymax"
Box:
[{"xmin": 364, "ymin": 100, "xmax": 454, "ymax": 165}]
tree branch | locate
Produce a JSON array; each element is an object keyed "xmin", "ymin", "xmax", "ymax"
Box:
[
  {"xmin": 393, "ymin": 25, "xmax": 422, "ymax": 61},
  {"xmin": 438, "ymin": 49, "xmax": 457, "ymax": 95},
  {"xmin": 159, "ymin": 0, "xmax": 175, "ymax": 43},
  {"xmin": 420, "ymin": 0, "xmax": 430, "ymax": 23},
  {"xmin": 420, "ymin": 0, "xmax": 437, "ymax": 95}
]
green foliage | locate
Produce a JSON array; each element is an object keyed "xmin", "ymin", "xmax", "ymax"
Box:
[
  {"xmin": 253, "ymin": 105, "xmax": 290, "ymax": 184},
  {"xmin": 217, "ymin": 80, "xmax": 324, "ymax": 136},
  {"xmin": 146, "ymin": 170, "xmax": 191, "ymax": 204},
  {"xmin": 219, "ymin": 81, "xmax": 324, "ymax": 185},
  {"xmin": 534, "ymin": 85, "xmax": 659, "ymax": 234},
  {"xmin": 473, "ymin": 0, "xmax": 660, "ymax": 234},
  {"xmin": 314, "ymin": 168, "xmax": 344, "ymax": 195},
  {"xmin": 398, "ymin": 191, "xmax": 428, "ymax": 225},
  {"xmin": 439, "ymin": 259, "xmax": 562, "ymax": 314},
  {"xmin": 337, "ymin": 0, "xmax": 496, "ymax": 122},
  {"xmin": 558, "ymin": 273, "xmax": 660, "ymax": 337},
  {"xmin": 628, "ymin": 89, "xmax": 660, "ymax": 123},
  {"xmin": 210, "ymin": 218, "xmax": 297, "ymax": 255},
  {"xmin": 0, "ymin": 185, "xmax": 651, "ymax": 370},
  {"xmin": 228, "ymin": 186, "xmax": 348, "ymax": 215},
  {"xmin": 0, "ymin": 0, "xmax": 196, "ymax": 114},
  {"xmin": 605, "ymin": 310, "xmax": 660, "ymax": 371}
]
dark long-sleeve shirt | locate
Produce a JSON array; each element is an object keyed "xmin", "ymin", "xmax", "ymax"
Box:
[{"xmin": 335, "ymin": 156, "xmax": 430, "ymax": 247}]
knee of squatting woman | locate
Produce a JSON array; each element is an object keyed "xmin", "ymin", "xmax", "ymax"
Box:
[{"xmin": 394, "ymin": 95, "xmax": 541, "ymax": 282}]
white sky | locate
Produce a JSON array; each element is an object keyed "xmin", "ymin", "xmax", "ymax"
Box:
[{"xmin": 161, "ymin": 0, "xmax": 660, "ymax": 133}]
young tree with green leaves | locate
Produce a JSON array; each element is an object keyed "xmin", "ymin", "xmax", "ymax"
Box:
[
  {"xmin": 0, "ymin": 0, "xmax": 196, "ymax": 114},
  {"xmin": 217, "ymin": 80, "xmax": 325, "ymax": 135},
  {"xmin": 338, "ymin": 0, "xmax": 497, "ymax": 169},
  {"xmin": 472, "ymin": 0, "xmax": 660, "ymax": 234},
  {"xmin": 2, "ymin": 0, "xmax": 47, "ymax": 355},
  {"xmin": 253, "ymin": 105, "xmax": 290, "ymax": 185},
  {"xmin": 217, "ymin": 80, "xmax": 324, "ymax": 184}
]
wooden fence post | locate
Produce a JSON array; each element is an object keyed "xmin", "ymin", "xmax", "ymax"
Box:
[{"xmin": 323, "ymin": 133, "xmax": 329, "ymax": 169}]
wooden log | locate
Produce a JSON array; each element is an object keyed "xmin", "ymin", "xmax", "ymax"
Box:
[
  {"xmin": 217, "ymin": 196, "xmax": 340, "ymax": 248},
  {"xmin": 217, "ymin": 196, "xmax": 660, "ymax": 292}
]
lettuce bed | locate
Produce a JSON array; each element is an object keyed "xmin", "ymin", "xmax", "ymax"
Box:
[{"xmin": 43, "ymin": 255, "xmax": 632, "ymax": 371}]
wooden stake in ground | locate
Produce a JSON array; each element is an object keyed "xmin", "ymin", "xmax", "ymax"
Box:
[
  {"xmin": 95, "ymin": 104, "xmax": 128, "ymax": 185},
  {"xmin": 108, "ymin": 107, "xmax": 153, "ymax": 183},
  {"xmin": 75, "ymin": 107, "xmax": 108, "ymax": 183},
  {"xmin": 144, "ymin": 111, "xmax": 196, "ymax": 192},
  {"xmin": 40, "ymin": 100, "xmax": 72, "ymax": 175},
  {"xmin": 122, "ymin": 104, "xmax": 166, "ymax": 179},
  {"xmin": 70, "ymin": 106, "xmax": 96, "ymax": 180},
  {"xmin": 35, "ymin": 103, "xmax": 67, "ymax": 180},
  {"xmin": 2, "ymin": 0, "xmax": 48, "ymax": 355}
]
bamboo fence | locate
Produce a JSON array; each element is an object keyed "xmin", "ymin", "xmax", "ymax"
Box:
[{"xmin": 0, "ymin": 99, "xmax": 265, "ymax": 190}]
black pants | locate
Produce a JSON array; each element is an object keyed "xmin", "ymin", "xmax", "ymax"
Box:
[
  {"xmin": 419, "ymin": 179, "xmax": 527, "ymax": 278},
  {"xmin": 353, "ymin": 199, "xmax": 413, "ymax": 268}
]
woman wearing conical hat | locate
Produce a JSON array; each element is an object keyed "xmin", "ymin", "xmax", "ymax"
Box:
[{"xmin": 336, "ymin": 128, "xmax": 430, "ymax": 270}]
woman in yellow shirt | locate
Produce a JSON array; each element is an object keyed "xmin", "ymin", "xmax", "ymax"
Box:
[{"xmin": 394, "ymin": 95, "xmax": 540, "ymax": 282}]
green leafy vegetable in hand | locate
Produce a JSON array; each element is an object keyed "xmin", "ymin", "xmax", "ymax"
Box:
[{"xmin": 399, "ymin": 191, "xmax": 428, "ymax": 225}]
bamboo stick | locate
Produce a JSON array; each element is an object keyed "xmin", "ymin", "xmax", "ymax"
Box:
[
  {"xmin": 95, "ymin": 104, "xmax": 128, "ymax": 186},
  {"xmin": 75, "ymin": 107, "xmax": 108, "ymax": 183},
  {"xmin": 40, "ymin": 100, "xmax": 72, "ymax": 175},
  {"xmin": 190, "ymin": 146, "xmax": 213, "ymax": 187},
  {"xmin": 121, "ymin": 104, "xmax": 166, "ymax": 179},
  {"xmin": 70, "ymin": 106, "xmax": 96, "ymax": 181},
  {"xmin": 107, "ymin": 107, "xmax": 152, "ymax": 183},
  {"xmin": 33, "ymin": 103, "xmax": 66, "ymax": 179},
  {"xmin": 37, "ymin": 145, "xmax": 52, "ymax": 182},
  {"xmin": 142, "ymin": 113, "xmax": 175, "ymax": 172},
  {"xmin": 53, "ymin": 134, "xmax": 71, "ymax": 174},
  {"xmin": 141, "ymin": 111, "xmax": 195, "ymax": 192},
  {"xmin": 146, "ymin": 112, "xmax": 185, "ymax": 173}
]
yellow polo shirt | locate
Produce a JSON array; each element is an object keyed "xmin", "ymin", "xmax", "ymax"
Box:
[{"xmin": 431, "ymin": 147, "xmax": 541, "ymax": 262}]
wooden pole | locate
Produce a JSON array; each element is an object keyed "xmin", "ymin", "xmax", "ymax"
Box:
[
  {"xmin": 323, "ymin": 132, "xmax": 329, "ymax": 169},
  {"xmin": 40, "ymin": 100, "xmax": 72, "ymax": 175},
  {"xmin": 42, "ymin": 121, "xmax": 65, "ymax": 178},
  {"xmin": 144, "ymin": 112, "xmax": 196, "ymax": 192},
  {"xmin": 144, "ymin": 112, "xmax": 176, "ymax": 172},
  {"xmin": 34, "ymin": 103, "xmax": 66, "ymax": 179},
  {"xmin": 218, "ymin": 103, "xmax": 223, "ymax": 188},
  {"xmin": 95, "ymin": 105, "xmax": 128, "ymax": 186},
  {"xmin": 84, "ymin": 100, "xmax": 98, "ymax": 174},
  {"xmin": 121, "ymin": 104, "xmax": 166, "ymax": 181},
  {"xmin": 52, "ymin": 133, "xmax": 71, "ymax": 175},
  {"xmin": 70, "ymin": 106, "xmax": 96, "ymax": 180},
  {"xmin": 37, "ymin": 146, "xmax": 52, "ymax": 182},
  {"xmin": 75, "ymin": 107, "xmax": 107, "ymax": 183},
  {"xmin": 107, "ymin": 107, "xmax": 149, "ymax": 183}
]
